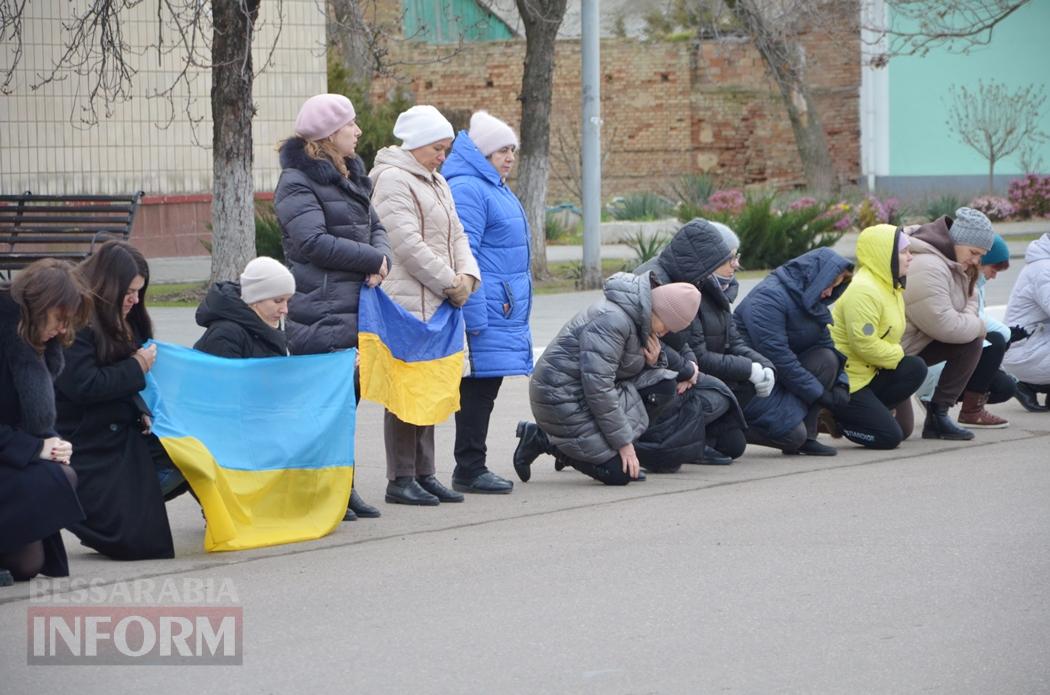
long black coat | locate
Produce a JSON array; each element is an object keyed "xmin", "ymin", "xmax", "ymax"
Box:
[
  {"xmin": 55, "ymin": 328, "xmax": 175, "ymax": 560},
  {"xmin": 0, "ymin": 292, "xmax": 83, "ymax": 576},
  {"xmin": 193, "ymin": 281, "xmax": 289, "ymax": 358},
  {"xmin": 275, "ymin": 138, "xmax": 391, "ymax": 355}
]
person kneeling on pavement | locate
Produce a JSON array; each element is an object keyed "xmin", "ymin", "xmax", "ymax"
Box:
[{"xmin": 513, "ymin": 273, "xmax": 721, "ymax": 485}]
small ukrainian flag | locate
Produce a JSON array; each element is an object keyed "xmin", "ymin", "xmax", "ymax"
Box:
[{"xmin": 357, "ymin": 285, "xmax": 465, "ymax": 426}]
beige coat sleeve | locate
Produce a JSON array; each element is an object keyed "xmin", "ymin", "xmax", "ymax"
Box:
[
  {"xmin": 373, "ymin": 172, "xmax": 457, "ymax": 297},
  {"xmin": 903, "ymin": 257, "xmax": 984, "ymax": 345}
]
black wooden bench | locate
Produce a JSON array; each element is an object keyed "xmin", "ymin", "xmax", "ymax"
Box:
[{"xmin": 0, "ymin": 191, "xmax": 145, "ymax": 275}]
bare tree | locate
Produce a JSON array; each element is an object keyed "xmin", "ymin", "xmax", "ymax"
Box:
[
  {"xmin": 1, "ymin": 0, "xmax": 285, "ymax": 282},
  {"xmin": 944, "ymin": 80, "xmax": 1048, "ymax": 194},
  {"xmin": 515, "ymin": 0, "xmax": 568, "ymax": 280},
  {"xmin": 867, "ymin": 0, "xmax": 1031, "ymax": 66},
  {"xmin": 549, "ymin": 114, "xmax": 617, "ymax": 205}
]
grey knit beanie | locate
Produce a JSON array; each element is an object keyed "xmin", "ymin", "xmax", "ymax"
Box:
[
  {"xmin": 709, "ymin": 221, "xmax": 740, "ymax": 253},
  {"xmin": 949, "ymin": 207, "xmax": 995, "ymax": 251}
]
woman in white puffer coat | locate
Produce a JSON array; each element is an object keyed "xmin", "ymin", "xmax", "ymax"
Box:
[{"xmin": 1003, "ymin": 233, "xmax": 1050, "ymax": 411}]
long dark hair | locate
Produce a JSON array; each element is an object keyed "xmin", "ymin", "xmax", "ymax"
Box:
[
  {"xmin": 8, "ymin": 258, "xmax": 92, "ymax": 352},
  {"xmin": 77, "ymin": 241, "xmax": 153, "ymax": 363}
]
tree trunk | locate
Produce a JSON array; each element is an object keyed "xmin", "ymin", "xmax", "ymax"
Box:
[
  {"xmin": 210, "ymin": 0, "xmax": 260, "ymax": 283},
  {"xmin": 327, "ymin": 0, "xmax": 376, "ymax": 91},
  {"xmin": 988, "ymin": 155, "xmax": 996, "ymax": 195},
  {"xmin": 726, "ymin": 0, "xmax": 837, "ymax": 196},
  {"xmin": 515, "ymin": 0, "xmax": 568, "ymax": 280}
]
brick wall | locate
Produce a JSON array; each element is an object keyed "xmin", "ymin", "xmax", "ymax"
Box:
[{"xmin": 370, "ymin": 20, "xmax": 860, "ymax": 202}]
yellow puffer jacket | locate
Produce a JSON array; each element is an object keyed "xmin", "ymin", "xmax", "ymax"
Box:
[{"xmin": 830, "ymin": 224, "xmax": 906, "ymax": 392}]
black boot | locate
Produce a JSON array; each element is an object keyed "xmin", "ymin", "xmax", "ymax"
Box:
[
  {"xmin": 0, "ymin": 569, "xmax": 13, "ymax": 587},
  {"xmin": 385, "ymin": 477, "xmax": 440, "ymax": 506},
  {"xmin": 513, "ymin": 421, "xmax": 551, "ymax": 482},
  {"xmin": 1015, "ymin": 382, "xmax": 1050, "ymax": 413},
  {"xmin": 922, "ymin": 402, "xmax": 974, "ymax": 440},
  {"xmin": 700, "ymin": 446, "xmax": 733, "ymax": 465},
  {"xmin": 416, "ymin": 475, "xmax": 464, "ymax": 503},
  {"xmin": 348, "ymin": 488, "xmax": 381, "ymax": 518}
]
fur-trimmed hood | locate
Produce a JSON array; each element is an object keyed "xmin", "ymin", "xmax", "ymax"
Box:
[
  {"xmin": 278, "ymin": 136, "xmax": 374, "ymax": 195},
  {"xmin": 0, "ymin": 290, "xmax": 64, "ymax": 436}
]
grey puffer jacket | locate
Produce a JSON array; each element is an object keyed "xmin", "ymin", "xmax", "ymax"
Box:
[
  {"xmin": 529, "ymin": 272, "xmax": 659, "ymax": 463},
  {"xmin": 635, "ymin": 218, "xmax": 772, "ymax": 383},
  {"xmin": 274, "ymin": 138, "xmax": 391, "ymax": 354}
]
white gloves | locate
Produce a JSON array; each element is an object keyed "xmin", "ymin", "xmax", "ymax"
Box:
[
  {"xmin": 748, "ymin": 362, "xmax": 765, "ymax": 385},
  {"xmin": 754, "ymin": 366, "xmax": 775, "ymax": 398}
]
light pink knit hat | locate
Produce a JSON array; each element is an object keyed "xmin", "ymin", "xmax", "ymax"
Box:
[
  {"xmin": 294, "ymin": 94, "xmax": 356, "ymax": 141},
  {"xmin": 651, "ymin": 283, "xmax": 701, "ymax": 333},
  {"xmin": 468, "ymin": 111, "xmax": 519, "ymax": 156}
]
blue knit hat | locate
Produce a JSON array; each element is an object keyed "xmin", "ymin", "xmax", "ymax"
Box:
[{"xmin": 981, "ymin": 234, "xmax": 1010, "ymax": 267}]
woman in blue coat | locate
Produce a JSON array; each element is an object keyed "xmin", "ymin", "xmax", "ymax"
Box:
[
  {"xmin": 443, "ymin": 112, "xmax": 533, "ymax": 494},
  {"xmin": 734, "ymin": 248, "xmax": 854, "ymax": 456}
]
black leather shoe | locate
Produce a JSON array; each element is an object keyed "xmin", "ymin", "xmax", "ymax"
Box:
[
  {"xmin": 700, "ymin": 446, "xmax": 733, "ymax": 465},
  {"xmin": 1016, "ymin": 382, "xmax": 1050, "ymax": 412},
  {"xmin": 416, "ymin": 475, "xmax": 464, "ymax": 503},
  {"xmin": 513, "ymin": 421, "xmax": 550, "ymax": 483},
  {"xmin": 922, "ymin": 403, "xmax": 974, "ymax": 440},
  {"xmin": 783, "ymin": 438, "xmax": 838, "ymax": 456},
  {"xmin": 343, "ymin": 507, "xmax": 357, "ymax": 522},
  {"xmin": 452, "ymin": 470, "xmax": 514, "ymax": 494},
  {"xmin": 348, "ymin": 488, "xmax": 381, "ymax": 518},
  {"xmin": 385, "ymin": 478, "xmax": 440, "ymax": 506}
]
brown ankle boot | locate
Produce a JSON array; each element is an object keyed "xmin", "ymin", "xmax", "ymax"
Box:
[{"xmin": 958, "ymin": 391, "xmax": 1008, "ymax": 428}]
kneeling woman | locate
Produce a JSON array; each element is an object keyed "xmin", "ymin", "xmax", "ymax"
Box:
[
  {"xmin": 194, "ymin": 257, "xmax": 294, "ymax": 358},
  {"xmin": 56, "ymin": 241, "xmax": 189, "ymax": 560},
  {"xmin": 828, "ymin": 225, "xmax": 928, "ymax": 448},
  {"xmin": 512, "ymin": 273, "xmax": 704, "ymax": 485},
  {"xmin": 1, "ymin": 260, "xmax": 92, "ymax": 580}
]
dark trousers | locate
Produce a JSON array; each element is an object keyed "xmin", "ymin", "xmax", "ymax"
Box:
[
  {"xmin": 453, "ymin": 376, "xmax": 504, "ymax": 479},
  {"xmin": 383, "ymin": 410, "xmax": 435, "ymax": 480},
  {"xmin": 918, "ymin": 337, "xmax": 983, "ymax": 406},
  {"xmin": 746, "ymin": 347, "xmax": 839, "ymax": 452},
  {"xmin": 966, "ymin": 333, "xmax": 1016, "ymax": 403},
  {"xmin": 555, "ymin": 449, "xmax": 634, "ymax": 486},
  {"xmin": 835, "ymin": 356, "xmax": 927, "ymax": 449}
]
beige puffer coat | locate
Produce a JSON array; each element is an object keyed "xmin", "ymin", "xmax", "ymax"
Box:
[
  {"xmin": 370, "ymin": 147, "xmax": 480, "ymax": 321},
  {"xmin": 901, "ymin": 217, "xmax": 984, "ymax": 355}
]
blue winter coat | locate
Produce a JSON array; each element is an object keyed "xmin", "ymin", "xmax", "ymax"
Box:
[
  {"xmin": 443, "ymin": 131, "xmax": 533, "ymax": 378},
  {"xmin": 733, "ymin": 248, "xmax": 853, "ymax": 438}
]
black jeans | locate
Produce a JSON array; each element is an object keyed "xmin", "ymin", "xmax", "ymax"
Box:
[
  {"xmin": 555, "ymin": 450, "xmax": 634, "ymax": 486},
  {"xmin": 835, "ymin": 356, "xmax": 927, "ymax": 450},
  {"xmin": 966, "ymin": 333, "xmax": 1016, "ymax": 403},
  {"xmin": 453, "ymin": 376, "xmax": 504, "ymax": 479},
  {"xmin": 745, "ymin": 347, "xmax": 839, "ymax": 452}
]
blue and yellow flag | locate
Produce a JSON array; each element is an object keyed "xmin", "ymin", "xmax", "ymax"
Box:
[
  {"xmin": 358, "ymin": 285, "xmax": 464, "ymax": 426},
  {"xmin": 142, "ymin": 343, "xmax": 356, "ymax": 552}
]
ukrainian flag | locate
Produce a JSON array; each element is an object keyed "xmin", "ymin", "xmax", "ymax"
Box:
[
  {"xmin": 141, "ymin": 343, "xmax": 356, "ymax": 552},
  {"xmin": 358, "ymin": 285, "xmax": 465, "ymax": 426}
]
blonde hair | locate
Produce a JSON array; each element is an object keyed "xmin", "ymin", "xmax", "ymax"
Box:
[{"xmin": 279, "ymin": 136, "xmax": 349, "ymax": 178}]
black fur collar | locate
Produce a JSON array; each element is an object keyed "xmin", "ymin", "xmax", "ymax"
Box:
[
  {"xmin": 278, "ymin": 137, "xmax": 371, "ymax": 193},
  {"xmin": 0, "ymin": 292, "xmax": 63, "ymax": 436}
]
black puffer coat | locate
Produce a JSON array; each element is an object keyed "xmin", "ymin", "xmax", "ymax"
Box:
[
  {"xmin": 529, "ymin": 272, "xmax": 657, "ymax": 463},
  {"xmin": 636, "ymin": 218, "xmax": 772, "ymax": 384},
  {"xmin": 275, "ymin": 138, "xmax": 391, "ymax": 354},
  {"xmin": 193, "ymin": 281, "xmax": 288, "ymax": 358}
]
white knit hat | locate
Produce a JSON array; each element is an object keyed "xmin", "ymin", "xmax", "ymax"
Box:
[
  {"xmin": 240, "ymin": 257, "xmax": 295, "ymax": 305},
  {"xmin": 468, "ymin": 111, "xmax": 519, "ymax": 156},
  {"xmin": 393, "ymin": 105, "xmax": 455, "ymax": 150}
]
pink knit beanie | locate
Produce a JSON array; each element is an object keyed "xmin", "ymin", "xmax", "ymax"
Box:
[
  {"xmin": 294, "ymin": 94, "xmax": 356, "ymax": 141},
  {"xmin": 468, "ymin": 111, "xmax": 519, "ymax": 156},
  {"xmin": 651, "ymin": 283, "xmax": 701, "ymax": 333}
]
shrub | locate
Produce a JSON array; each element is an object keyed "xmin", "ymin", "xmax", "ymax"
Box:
[
  {"xmin": 669, "ymin": 174, "xmax": 717, "ymax": 210},
  {"xmin": 925, "ymin": 194, "xmax": 963, "ymax": 221},
  {"xmin": 328, "ymin": 51, "xmax": 412, "ymax": 169},
  {"xmin": 1008, "ymin": 174, "xmax": 1050, "ymax": 218},
  {"xmin": 703, "ymin": 189, "xmax": 746, "ymax": 217},
  {"xmin": 607, "ymin": 192, "xmax": 675, "ymax": 221},
  {"xmin": 622, "ymin": 229, "xmax": 669, "ymax": 267},
  {"xmin": 731, "ymin": 194, "xmax": 843, "ymax": 270},
  {"xmin": 255, "ymin": 209, "xmax": 285, "ymax": 263},
  {"xmin": 969, "ymin": 195, "xmax": 1016, "ymax": 221},
  {"xmin": 852, "ymin": 195, "xmax": 903, "ymax": 229}
]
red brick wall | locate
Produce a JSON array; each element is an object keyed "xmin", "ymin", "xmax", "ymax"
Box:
[{"xmin": 370, "ymin": 22, "xmax": 860, "ymax": 201}]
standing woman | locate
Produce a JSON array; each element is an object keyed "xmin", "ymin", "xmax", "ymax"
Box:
[
  {"xmin": 0, "ymin": 260, "xmax": 91, "ymax": 580},
  {"xmin": 275, "ymin": 93, "xmax": 391, "ymax": 520},
  {"xmin": 443, "ymin": 111, "xmax": 532, "ymax": 494},
  {"xmin": 55, "ymin": 241, "xmax": 187, "ymax": 560},
  {"xmin": 370, "ymin": 105, "xmax": 482, "ymax": 506},
  {"xmin": 827, "ymin": 225, "xmax": 928, "ymax": 449}
]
